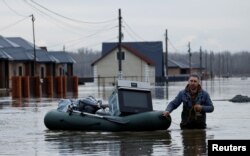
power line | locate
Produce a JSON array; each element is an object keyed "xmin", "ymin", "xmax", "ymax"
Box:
[
  {"xmin": 123, "ymin": 20, "xmax": 145, "ymax": 41},
  {"xmin": 23, "ymin": 0, "xmax": 117, "ymax": 37},
  {"xmin": 29, "ymin": 0, "xmax": 117, "ymax": 24},
  {"xmin": 66, "ymin": 36, "xmax": 117, "ymax": 52},
  {"xmin": 22, "ymin": 0, "xmax": 118, "ymax": 52},
  {"xmin": 123, "ymin": 19, "xmax": 164, "ymax": 51},
  {"xmin": 2, "ymin": 0, "xmax": 29, "ymax": 17},
  {"xmin": 168, "ymin": 38, "xmax": 180, "ymax": 53},
  {"xmin": 48, "ymin": 24, "xmax": 117, "ymax": 49},
  {"xmin": 64, "ymin": 26, "xmax": 117, "ymax": 47},
  {"xmin": 23, "ymin": 0, "xmax": 88, "ymax": 35},
  {"xmin": 0, "ymin": 16, "xmax": 30, "ymax": 32}
]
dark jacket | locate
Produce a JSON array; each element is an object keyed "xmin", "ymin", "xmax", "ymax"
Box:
[{"xmin": 165, "ymin": 86, "xmax": 214, "ymax": 129}]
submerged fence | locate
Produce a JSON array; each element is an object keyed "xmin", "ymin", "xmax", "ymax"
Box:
[{"xmin": 11, "ymin": 76, "xmax": 78, "ymax": 99}]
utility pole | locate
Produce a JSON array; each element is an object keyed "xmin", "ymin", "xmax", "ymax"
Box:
[
  {"xmin": 210, "ymin": 51, "xmax": 213, "ymax": 79},
  {"xmin": 117, "ymin": 8, "xmax": 123, "ymax": 79},
  {"xmin": 218, "ymin": 53, "xmax": 221, "ymax": 78},
  {"xmin": 31, "ymin": 14, "xmax": 36, "ymax": 76},
  {"xmin": 205, "ymin": 51, "xmax": 208, "ymax": 79},
  {"xmin": 188, "ymin": 42, "xmax": 191, "ymax": 74},
  {"xmin": 200, "ymin": 46, "xmax": 202, "ymax": 81},
  {"xmin": 165, "ymin": 29, "xmax": 168, "ymax": 99}
]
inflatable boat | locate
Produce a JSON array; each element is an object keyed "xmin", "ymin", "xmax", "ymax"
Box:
[
  {"xmin": 44, "ymin": 109, "xmax": 171, "ymax": 131},
  {"xmin": 44, "ymin": 80, "xmax": 171, "ymax": 132}
]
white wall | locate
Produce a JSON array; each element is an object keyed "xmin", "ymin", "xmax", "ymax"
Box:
[{"xmin": 93, "ymin": 47, "xmax": 155, "ymax": 85}]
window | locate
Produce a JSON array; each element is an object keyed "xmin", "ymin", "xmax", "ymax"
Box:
[
  {"xmin": 41, "ymin": 67, "xmax": 44, "ymax": 78},
  {"xmin": 18, "ymin": 66, "xmax": 23, "ymax": 76},
  {"xmin": 59, "ymin": 67, "xmax": 64, "ymax": 76}
]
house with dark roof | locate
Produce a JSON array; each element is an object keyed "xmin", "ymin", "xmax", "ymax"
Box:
[
  {"xmin": 92, "ymin": 42, "xmax": 160, "ymax": 85},
  {"xmin": 168, "ymin": 58, "xmax": 204, "ymax": 81},
  {"xmin": 0, "ymin": 36, "xmax": 76, "ymax": 89},
  {"xmin": 91, "ymin": 41, "xmax": 164, "ymax": 85},
  {"xmin": 6, "ymin": 37, "xmax": 38, "ymax": 50}
]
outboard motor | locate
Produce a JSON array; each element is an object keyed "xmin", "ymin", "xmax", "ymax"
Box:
[
  {"xmin": 77, "ymin": 96, "xmax": 102, "ymax": 114},
  {"xmin": 57, "ymin": 96, "xmax": 102, "ymax": 114}
]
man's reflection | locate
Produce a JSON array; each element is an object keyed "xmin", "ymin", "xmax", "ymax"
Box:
[
  {"xmin": 181, "ymin": 129, "xmax": 207, "ymax": 156},
  {"xmin": 44, "ymin": 131, "xmax": 172, "ymax": 156},
  {"xmin": 119, "ymin": 131, "xmax": 171, "ymax": 156}
]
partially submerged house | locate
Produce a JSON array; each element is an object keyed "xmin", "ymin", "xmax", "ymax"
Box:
[
  {"xmin": 92, "ymin": 41, "xmax": 164, "ymax": 85},
  {"xmin": 168, "ymin": 58, "xmax": 204, "ymax": 81},
  {"xmin": 0, "ymin": 36, "xmax": 76, "ymax": 89}
]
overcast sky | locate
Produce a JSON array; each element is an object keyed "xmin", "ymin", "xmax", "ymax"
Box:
[{"xmin": 0, "ymin": 0, "xmax": 249, "ymax": 53}]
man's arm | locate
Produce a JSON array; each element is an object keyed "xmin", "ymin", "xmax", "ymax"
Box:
[
  {"xmin": 165, "ymin": 91, "xmax": 183, "ymax": 113},
  {"xmin": 201, "ymin": 92, "xmax": 214, "ymax": 113}
]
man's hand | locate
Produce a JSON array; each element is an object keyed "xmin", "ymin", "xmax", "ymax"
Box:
[
  {"xmin": 194, "ymin": 104, "xmax": 202, "ymax": 112},
  {"xmin": 162, "ymin": 111, "xmax": 170, "ymax": 118}
]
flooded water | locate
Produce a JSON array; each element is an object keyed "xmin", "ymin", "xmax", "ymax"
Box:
[{"xmin": 0, "ymin": 77, "xmax": 250, "ymax": 156}]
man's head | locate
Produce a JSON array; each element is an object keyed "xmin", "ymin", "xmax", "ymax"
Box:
[{"xmin": 188, "ymin": 74, "xmax": 200, "ymax": 93}]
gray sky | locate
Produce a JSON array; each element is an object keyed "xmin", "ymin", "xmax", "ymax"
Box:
[{"xmin": 0, "ymin": 0, "xmax": 249, "ymax": 53}]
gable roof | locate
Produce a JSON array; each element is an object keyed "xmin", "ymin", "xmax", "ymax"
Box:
[
  {"xmin": 168, "ymin": 58, "xmax": 204, "ymax": 69},
  {"xmin": 0, "ymin": 48, "xmax": 13, "ymax": 60},
  {"xmin": 92, "ymin": 44, "xmax": 155, "ymax": 66},
  {"xmin": 100, "ymin": 41, "xmax": 164, "ymax": 77},
  {"xmin": 0, "ymin": 36, "xmax": 76, "ymax": 64},
  {"xmin": 26, "ymin": 49, "xmax": 59, "ymax": 63},
  {"xmin": 0, "ymin": 36, "xmax": 20, "ymax": 48},
  {"xmin": 168, "ymin": 59, "xmax": 189, "ymax": 68},
  {"xmin": 1, "ymin": 48, "xmax": 76, "ymax": 63},
  {"xmin": 6, "ymin": 37, "xmax": 40, "ymax": 50},
  {"xmin": 48, "ymin": 51, "xmax": 76, "ymax": 63},
  {"xmin": 1, "ymin": 47, "xmax": 33, "ymax": 61}
]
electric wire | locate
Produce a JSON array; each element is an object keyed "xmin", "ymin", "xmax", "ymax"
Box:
[
  {"xmin": 0, "ymin": 16, "xmax": 30, "ymax": 32},
  {"xmin": 22, "ymin": 0, "xmax": 118, "ymax": 50},
  {"xmin": 123, "ymin": 20, "xmax": 145, "ymax": 41},
  {"xmin": 68, "ymin": 36, "xmax": 117, "ymax": 52},
  {"xmin": 51, "ymin": 25, "xmax": 117, "ymax": 50},
  {"xmin": 123, "ymin": 19, "xmax": 163, "ymax": 51},
  {"xmin": 47, "ymin": 23, "xmax": 117, "ymax": 49},
  {"xmin": 29, "ymin": 0, "xmax": 117, "ymax": 24},
  {"xmin": 23, "ymin": 0, "xmax": 88, "ymax": 36},
  {"xmin": 168, "ymin": 39, "xmax": 180, "ymax": 53},
  {"xmin": 2, "ymin": 0, "xmax": 29, "ymax": 17}
]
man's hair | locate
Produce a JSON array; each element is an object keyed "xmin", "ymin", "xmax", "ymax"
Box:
[{"xmin": 189, "ymin": 73, "xmax": 200, "ymax": 80}]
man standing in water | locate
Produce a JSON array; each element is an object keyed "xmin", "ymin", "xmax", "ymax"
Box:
[{"xmin": 163, "ymin": 74, "xmax": 214, "ymax": 129}]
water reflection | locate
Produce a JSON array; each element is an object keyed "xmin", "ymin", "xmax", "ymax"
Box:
[
  {"xmin": 181, "ymin": 129, "xmax": 207, "ymax": 156},
  {"xmin": 44, "ymin": 131, "xmax": 172, "ymax": 156}
]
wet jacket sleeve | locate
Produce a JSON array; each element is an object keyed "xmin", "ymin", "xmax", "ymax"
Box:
[
  {"xmin": 165, "ymin": 91, "xmax": 183, "ymax": 113},
  {"xmin": 201, "ymin": 92, "xmax": 214, "ymax": 113}
]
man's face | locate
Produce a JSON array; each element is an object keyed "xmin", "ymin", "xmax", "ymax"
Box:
[{"xmin": 188, "ymin": 76, "xmax": 199, "ymax": 90}]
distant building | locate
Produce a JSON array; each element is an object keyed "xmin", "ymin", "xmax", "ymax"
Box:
[
  {"xmin": 168, "ymin": 58, "xmax": 204, "ymax": 81},
  {"xmin": 0, "ymin": 36, "xmax": 76, "ymax": 89},
  {"xmin": 92, "ymin": 41, "xmax": 164, "ymax": 85},
  {"xmin": 92, "ymin": 44, "xmax": 155, "ymax": 85}
]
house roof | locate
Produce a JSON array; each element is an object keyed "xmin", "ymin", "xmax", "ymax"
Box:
[
  {"xmin": 6, "ymin": 37, "xmax": 40, "ymax": 50},
  {"xmin": 48, "ymin": 51, "xmax": 76, "ymax": 63},
  {"xmin": 168, "ymin": 58, "xmax": 204, "ymax": 69},
  {"xmin": 92, "ymin": 44, "xmax": 155, "ymax": 66},
  {"xmin": 0, "ymin": 36, "xmax": 76, "ymax": 64},
  {"xmin": 168, "ymin": 59, "xmax": 189, "ymax": 68},
  {"xmin": 0, "ymin": 48, "xmax": 13, "ymax": 60},
  {"xmin": 0, "ymin": 36, "xmax": 20, "ymax": 48},
  {"xmin": 26, "ymin": 49, "xmax": 59, "ymax": 63},
  {"xmin": 1, "ymin": 47, "xmax": 33, "ymax": 61},
  {"xmin": 98, "ymin": 41, "xmax": 164, "ymax": 77}
]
